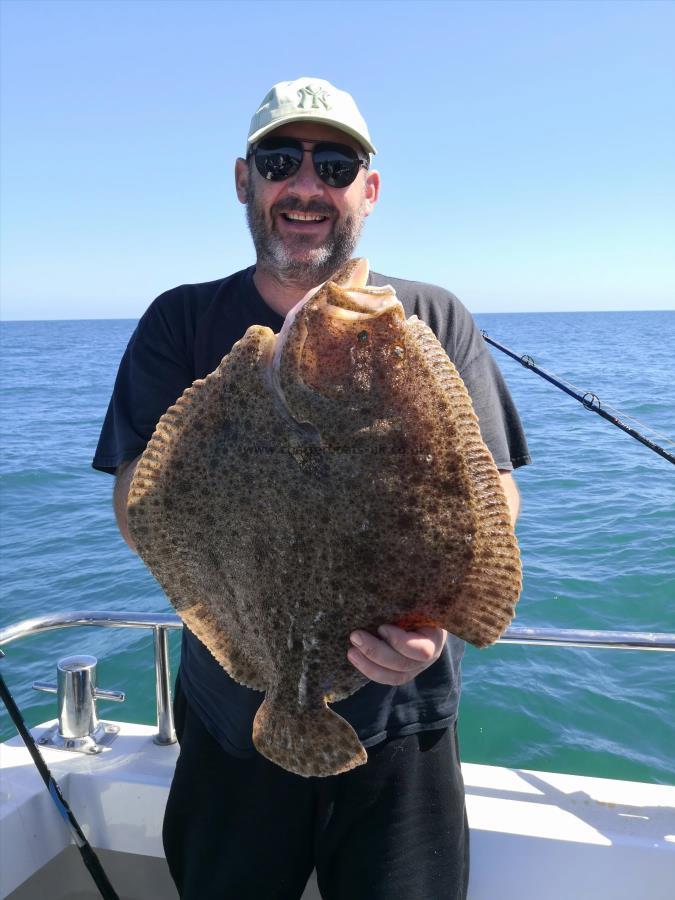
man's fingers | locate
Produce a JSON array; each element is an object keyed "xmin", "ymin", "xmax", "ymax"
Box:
[
  {"xmin": 349, "ymin": 630, "xmax": 422, "ymax": 672},
  {"xmin": 347, "ymin": 625, "xmax": 448, "ymax": 685},
  {"xmin": 376, "ymin": 624, "xmax": 445, "ymax": 662},
  {"xmin": 347, "ymin": 646, "xmax": 415, "ymax": 686}
]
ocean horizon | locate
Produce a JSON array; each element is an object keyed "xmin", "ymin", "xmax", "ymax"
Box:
[{"xmin": 2, "ymin": 307, "xmax": 674, "ymax": 324}]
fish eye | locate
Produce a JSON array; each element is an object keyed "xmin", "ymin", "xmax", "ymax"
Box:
[{"xmin": 357, "ymin": 331, "xmax": 369, "ymax": 342}]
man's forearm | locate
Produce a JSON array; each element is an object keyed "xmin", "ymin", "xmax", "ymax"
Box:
[
  {"xmin": 114, "ymin": 455, "xmax": 142, "ymax": 552},
  {"xmin": 499, "ymin": 470, "xmax": 520, "ymax": 527}
]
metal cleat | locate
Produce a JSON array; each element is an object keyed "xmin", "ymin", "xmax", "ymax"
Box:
[{"xmin": 32, "ymin": 654, "xmax": 124, "ymax": 754}]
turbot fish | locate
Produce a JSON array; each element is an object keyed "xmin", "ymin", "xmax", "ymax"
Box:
[{"xmin": 127, "ymin": 259, "xmax": 521, "ymax": 777}]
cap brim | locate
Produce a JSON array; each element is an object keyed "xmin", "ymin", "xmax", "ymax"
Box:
[{"xmin": 247, "ymin": 114, "xmax": 377, "ymax": 155}]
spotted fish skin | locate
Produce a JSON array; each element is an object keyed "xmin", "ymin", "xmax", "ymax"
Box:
[{"xmin": 127, "ymin": 259, "xmax": 521, "ymax": 777}]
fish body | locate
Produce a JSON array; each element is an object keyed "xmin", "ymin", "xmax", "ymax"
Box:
[{"xmin": 128, "ymin": 259, "xmax": 521, "ymax": 777}]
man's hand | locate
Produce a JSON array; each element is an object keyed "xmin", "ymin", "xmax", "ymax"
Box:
[{"xmin": 348, "ymin": 625, "xmax": 448, "ymax": 685}]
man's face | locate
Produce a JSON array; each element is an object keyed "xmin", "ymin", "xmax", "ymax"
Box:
[{"xmin": 235, "ymin": 122, "xmax": 380, "ymax": 284}]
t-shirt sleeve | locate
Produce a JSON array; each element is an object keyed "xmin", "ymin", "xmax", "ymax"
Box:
[
  {"xmin": 458, "ymin": 349, "xmax": 531, "ymax": 470},
  {"xmin": 448, "ymin": 301, "xmax": 531, "ymax": 471},
  {"xmin": 92, "ymin": 291, "xmax": 194, "ymax": 475}
]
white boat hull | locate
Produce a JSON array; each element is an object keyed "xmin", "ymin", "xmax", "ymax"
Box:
[{"xmin": 1, "ymin": 720, "xmax": 674, "ymax": 899}]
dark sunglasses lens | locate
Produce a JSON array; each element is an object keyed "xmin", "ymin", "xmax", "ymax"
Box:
[
  {"xmin": 313, "ymin": 143, "xmax": 360, "ymax": 187},
  {"xmin": 254, "ymin": 140, "xmax": 302, "ymax": 181}
]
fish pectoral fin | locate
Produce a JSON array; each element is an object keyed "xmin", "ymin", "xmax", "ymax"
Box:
[{"xmin": 252, "ymin": 689, "xmax": 367, "ymax": 778}]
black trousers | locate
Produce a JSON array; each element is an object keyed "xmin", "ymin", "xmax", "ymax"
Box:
[{"xmin": 163, "ymin": 676, "xmax": 469, "ymax": 900}]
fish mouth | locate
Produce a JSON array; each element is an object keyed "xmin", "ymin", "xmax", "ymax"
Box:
[
  {"xmin": 322, "ymin": 286, "xmax": 401, "ymax": 321},
  {"xmin": 316, "ymin": 259, "xmax": 402, "ymax": 322}
]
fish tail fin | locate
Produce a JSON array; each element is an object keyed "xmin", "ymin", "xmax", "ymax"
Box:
[{"xmin": 253, "ymin": 691, "xmax": 367, "ymax": 778}]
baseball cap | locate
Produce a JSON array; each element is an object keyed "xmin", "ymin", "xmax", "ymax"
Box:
[{"xmin": 247, "ymin": 77, "xmax": 377, "ymax": 156}]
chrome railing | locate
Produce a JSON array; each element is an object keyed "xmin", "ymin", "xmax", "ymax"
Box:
[
  {"xmin": 1, "ymin": 612, "xmax": 674, "ymax": 745},
  {"xmin": 498, "ymin": 625, "xmax": 675, "ymax": 652}
]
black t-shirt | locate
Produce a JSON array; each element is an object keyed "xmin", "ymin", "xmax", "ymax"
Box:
[{"xmin": 93, "ymin": 267, "xmax": 530, "ymax": 757}]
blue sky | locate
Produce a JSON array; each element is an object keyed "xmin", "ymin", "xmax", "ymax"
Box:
[{"xmin": 1, "ymin": 0, "xmax": 674, "ymax": 319}]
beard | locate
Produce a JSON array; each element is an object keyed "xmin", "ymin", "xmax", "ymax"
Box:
[{"xmin": 245, "ymin": 180, "xmax": 367, "ymax": 284}]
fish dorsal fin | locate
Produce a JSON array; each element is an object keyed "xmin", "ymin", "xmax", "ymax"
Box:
[
  {"xmin": 403, "ymin": 314, "xmax": 521, "ymax": 647},
  {"xmin": 406, "ymin": 314, "xmax": 460, "ymax": 370}
]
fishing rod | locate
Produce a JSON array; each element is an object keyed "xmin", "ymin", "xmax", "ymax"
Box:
[
  {"xmin": 481, "ymin": 331, "xmax": 675, "ymax": 466},
  {"xmin": 0, "ymin": 656, "xmax": 119, "ymax": 900}
]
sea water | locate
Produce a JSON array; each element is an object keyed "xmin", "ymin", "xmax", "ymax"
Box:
[{"xmin": 1, "ymin": 311, "xmax": 673, "ymax": 784}]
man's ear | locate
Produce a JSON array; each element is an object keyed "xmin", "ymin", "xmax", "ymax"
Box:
[
  {"xmin": 362, "ymin": 169, "xmax": 380, "ymax": 217},
  {"xmin": 235, "ymin": 157, "xmax": 249, "ymax": 204}
]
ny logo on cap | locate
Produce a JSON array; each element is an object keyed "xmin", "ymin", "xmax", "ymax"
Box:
[{"xmin": 296, "ymin": 84, "xmax": 331, "ymax": 111}]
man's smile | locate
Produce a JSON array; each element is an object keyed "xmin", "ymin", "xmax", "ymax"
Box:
[
  {"xmin": 276, "ymin": 210, "xmax": 333, "ymax": 236},
  {"xmin": 283, "ymin": 212, "xmax": 329, "ymax": 222}
]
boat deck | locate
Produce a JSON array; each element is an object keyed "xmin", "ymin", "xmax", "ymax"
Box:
[{"xmin": 2, "ymin": 721, "xmax": 674, "ymax": 899}]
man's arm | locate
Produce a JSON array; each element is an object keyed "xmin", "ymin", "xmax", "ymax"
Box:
[
  {"xmin": 499, "ymin": 470, "xmax": 520, "ymax": 527},
  {"xmin": 348, "ymin": 470, "xmax": 521, "ymax": 684},
  {"xmin": 113, "ymin": 455, "xmax": 142, "ymax": 553}
]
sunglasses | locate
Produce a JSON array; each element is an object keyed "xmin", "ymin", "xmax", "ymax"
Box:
[{"xmin": 249, "ymin": 137, "xmax": 369, "ymax": 188}]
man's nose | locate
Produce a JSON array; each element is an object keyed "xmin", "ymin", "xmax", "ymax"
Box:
[{"xmin": 286, "ymin": 148, "xmax": 324, "ymax": 198}]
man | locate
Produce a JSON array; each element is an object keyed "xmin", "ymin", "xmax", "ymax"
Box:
[{"xmin": 93, "ymin": 77, "xmax": 530, "ymax": 900}]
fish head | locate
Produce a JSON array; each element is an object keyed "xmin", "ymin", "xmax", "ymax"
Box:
[{"xmin": 272, "ymin": 260, "xmax": 407, "ymax": 427}]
